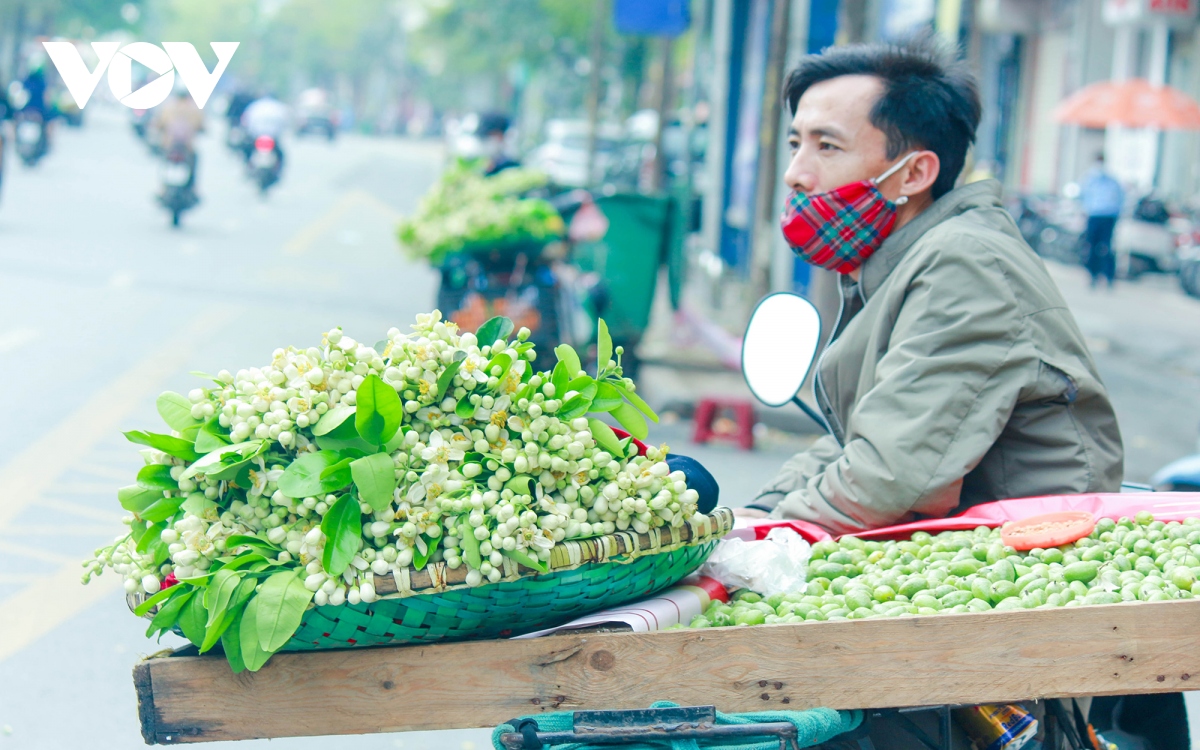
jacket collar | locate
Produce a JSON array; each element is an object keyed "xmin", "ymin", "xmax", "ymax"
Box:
[{"xmin": 858, "ymin": 179, "xmax": 1005, "ymax": 300}]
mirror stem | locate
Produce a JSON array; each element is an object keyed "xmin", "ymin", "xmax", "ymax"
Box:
[{"xmin": 792, "ymin": 396, "xmax": 832, "ymax": 435}]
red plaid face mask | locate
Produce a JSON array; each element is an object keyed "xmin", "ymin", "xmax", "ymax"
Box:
[{"xmin": 780, "ymin": 152, "xmax": 917, "ymax": 274}]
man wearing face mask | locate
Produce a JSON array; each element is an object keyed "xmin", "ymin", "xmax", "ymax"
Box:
[
  {"xmin": 738, "ymin": 36, "xmax": 1123, "ymax": 534},
  {"xmin": 477, "ymin": 112, "xmax": 519, "ymax": 176}
]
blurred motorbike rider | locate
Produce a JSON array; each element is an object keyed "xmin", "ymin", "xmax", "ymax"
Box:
[
  {"xmin": 241, "ymin": 92, "xmax": 290, "ymax": 168},
  {"xmin": 150, "ymin": 87, "xmax": 205, "ymax": 191},
  {"xmin": 478, "ymin": 112, "xmax": 518, "ymax": 175}
]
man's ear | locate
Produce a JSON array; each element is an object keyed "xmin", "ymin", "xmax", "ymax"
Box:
[{"xmin": 899, "ymin": 151, "xmax": 940, "ymax": 201}]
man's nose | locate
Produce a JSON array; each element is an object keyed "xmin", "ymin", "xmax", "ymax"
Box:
[{"xmin": 783, "ymin": 154, "xmax": 816, "ymax": 194}]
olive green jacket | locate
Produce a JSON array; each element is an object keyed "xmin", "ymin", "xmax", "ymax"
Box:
[{"xmin": 753, "ymin": 180, "xmax": 1123, "ymax": 533}]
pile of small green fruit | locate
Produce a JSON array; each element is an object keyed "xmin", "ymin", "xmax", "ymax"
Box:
[{"xmin": 686, "ymin": 512, "xmax": 1200, "ymax": 627}]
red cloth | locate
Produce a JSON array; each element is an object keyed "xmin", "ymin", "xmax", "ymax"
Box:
[{"xmin": 745, "ymin": 492, "xmax": 1200, "ymax": 544}]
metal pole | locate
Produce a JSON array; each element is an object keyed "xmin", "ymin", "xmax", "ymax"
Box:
[
  {"xmin": 748, "ymin": 0, "xmax": 791, "ymax": 298},
  {"xmin": 651, "ymin": 36, "xmax": 674, "ymax": 192},
  {"xmin": 584, "ymin": 0, "xmax": 609, "ymax": 189}
]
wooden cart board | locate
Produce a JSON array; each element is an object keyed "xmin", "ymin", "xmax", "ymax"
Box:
[{"xmin": 133, "ymin": 598, "xmax": 1200, "ymax": 745}]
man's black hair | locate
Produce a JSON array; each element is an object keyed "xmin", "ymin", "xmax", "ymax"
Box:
[{"xmin": 783, "ymin": 34, "xmax": 981, "ymax": 199}]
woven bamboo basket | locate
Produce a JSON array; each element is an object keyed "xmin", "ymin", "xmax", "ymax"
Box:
[{"xmin": 134, "ymin": 507, "xmax": 732, "ymax": 650}]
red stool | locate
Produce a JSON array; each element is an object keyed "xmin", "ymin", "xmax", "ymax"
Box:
[{"xmin": 692, "ymin": 397, "xmax": 756, "ymax": 451}]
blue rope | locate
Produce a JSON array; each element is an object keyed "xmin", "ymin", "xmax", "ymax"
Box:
[{"xmin": 491, "ymin": 701, "xmax": 863, "ymax": 750}]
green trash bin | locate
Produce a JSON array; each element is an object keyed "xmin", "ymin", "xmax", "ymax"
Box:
[{"xmin": 570, "ymin": 192, "xmax": 684, "ymax": 370}]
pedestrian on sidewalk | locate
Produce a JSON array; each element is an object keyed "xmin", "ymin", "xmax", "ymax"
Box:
[{"xmin": 1080, "ymin": 153, "xmax": 1124, "ymax": 289}]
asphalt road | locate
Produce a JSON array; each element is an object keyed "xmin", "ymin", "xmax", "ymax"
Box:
[{"xmin": 1, "ymin": 106, "xmax": 1199, "ymax": 749}]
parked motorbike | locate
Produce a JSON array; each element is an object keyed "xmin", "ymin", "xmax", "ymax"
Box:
[
  {"xmin": 1010, "ymin": 194, "xmax": 1084, "ymax": 265},
  {"xmin": 1113, "ymin": 195, "xmax": 1185, "ymax": 279},
  {"xmin": 14, "ymin": 112, "xmax": 47, "ymax": 166},
  {"xmin": 248, "ymin": 135, "xmax": 282, "ymax": 195},
  {"xmin": 158, "ymin": 145, "xmax": 198, "ymax": 228}
]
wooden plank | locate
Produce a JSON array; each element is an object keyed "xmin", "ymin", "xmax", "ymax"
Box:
[{"xmin": 135, "ymin": 599, "xmax": 1200, "ymax": 745}]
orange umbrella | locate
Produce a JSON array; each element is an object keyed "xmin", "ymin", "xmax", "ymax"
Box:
[{"xmin": 1055, "ymin": 78, "xmax": 1200, "ymax": 130}]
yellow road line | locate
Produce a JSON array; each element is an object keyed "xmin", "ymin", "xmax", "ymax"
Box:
[
  {"xmin": 37, "ymin": 497, "xmax": 125, "ymax": 525},
  {"xmin": 2, "ymin": 524, "xmax": 122, "ymax": 537},
  {"xmin": 0, "ymin": 308, "xmax": 231, "ymax": 532},
  {"xmin": 0, "ymin": 308, "xmax": 233, "ymax": 663},
  {"xmin": 74, "ymin": 463, "xmax": 138, "ymax": 481},
  {"xmin": 280, "ymin": 189, "xmax": 401, "ymax": 256},
  {"xmin": 0, "ymin": 564, "xmax": 121, "ymax": 663},
  {"xmin": 0, "ymin": 541, "xmax": 76, "ymax": 565},
  {"xmin": 44, "ymin": 482, "xmax": 124, "ymax": 495}
]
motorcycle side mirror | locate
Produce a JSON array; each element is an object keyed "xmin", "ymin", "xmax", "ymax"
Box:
[{"xmin": 741, "ymin": 292, "xmax": 822, "ymax": 408}]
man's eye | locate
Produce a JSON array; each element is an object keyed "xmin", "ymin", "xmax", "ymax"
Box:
[
  {"xmin": 819, "ymin": 141, "xmax": 839, "ymax": 151},
  {"xmin": 787, "ymin": 140, "xmax": 799, "ymax": 151}
]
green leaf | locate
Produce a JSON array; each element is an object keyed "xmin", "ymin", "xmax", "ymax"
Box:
[
  {"xmin": 204, "ymin": 569, "xmax": 243, "ymax": 630},
  {"xmin": 612, "ymin": 402, "xmax": 649, "ymax": 440},
  {"xmin": 202, "ymin": 576, "xmax": 257, "ymax": 654},
  {"xmin": 278, "ymin": 451, "xmax": 347, "ymax": 498},
  {"xmin": 412, "ymin": 535, "xmax": 440, "ymax": 571},
  {"xmin": 355, "ymin": 374, "xmax": 403, "ymax": 446},
  {"xmin": 435, "ymin": 354, "xmax": 467, "ymax": 400},
  {"xmin": 178, "ymin": 589, "xmax": 208, "ymax": 646},
  {"xmin": 320, "ymin": 495, "xmax": 362, "ymax": 576},
  {"xmin": 220, "ymin": 552, "xmax": 271, "ymax": 572},
  {"xmin": 558, "ymin": 382, "xmax": 598, "ymax": 420},
  {"xmin": 588, "ymin": 418, "xmax": 624, "ymax": 456},
  {"xmin": 591, "ymin": 382, "xmax": 623, "ymax": 412},
  {"xmin": 383, "ymin": 427, "xmax": 410, "ymax": 454},
  {"xmin": 475, "ymin": 316, "xmax": 514, "ymax": 347},
  {"xmin": 123, "ymin": 430, "xmax": 200, "ymax": 461},
  {"xmin": 555, "ymin": 344, "xmax": 582, "ymax": 379},
  {"xmin": 551, "ymin": 361, "xmax": 570, "ymax": 397},
  {"xmin": 140, "ymin": 496, "xmax": 185, "ymax": 523},
  {"xmin": 180, "ymin": 440, "xmax": 264, "ymax": 480},
  {"xmin": 224, "ymin": 534, "xmax": 281, "ymax": 553},
  {"xmin": 596, "ymin": 319, "xmax": 613, "ymax": 376},
  {"xmin": 458, "ymin": 521, "xmax": 482, "ymax": 570},
  {"xmin": 610, "ymin": 381, "xmax": 659, "ymax": 423},
  {"xmin": 222, "ymin": 608, "xmax": 247, "ymax": 674},
  {"xmin": 240, "ymin": 597, "xmax": 273, "ymax": 672},
  {"xmin": 618, "ymin": 436, "xmax": 635, "ymax": 458},
  {"xmin": 193, "ymin": 417, "xmax": 231, "ymax": 454},
  {"xmin": 133, "ymin": 583, "xmax": 177, "ymax": 617},
  {"xmin": 118, "ymin": 485, "xmax": 161, "ymax": 514},
  {"xmin": 156, "ymin": 392, "xmax": 199, "ymax": 432},
  {"xmin": 181, "ymin": 493, "xmax": 216, "ymax": 517},
  {"xmin": 137, "ymin": 464, "xmax": 178, "ymax": 491},
  {"xmin": 146, "ymin": 588, "xmax": 194, "ymax": 639},
  {"xmin": 135, "ymin": 522, "xmax": 165, "ymax": 554},
  {"xmin": 503, "ymin": 474, "xmax": 534, "ymax": 496},
  {"xmin": 455, "ymin": 398, "xmax": 476, "ymax": 419},
  {"xmin": 350, "ymin": 453, "xmax": 397, "ymax": 512},
  {"xmin": 255, "ymin": 570, "xmax": 314, "ymax": 652},
  {"xmin": 566, "ymin": 375, "xmax": 595, "ymax": 392},
  {"xmin": 319, "ymin": 457, "xmax": 355, "ymax": 481},
  {"xmin": 312, "ymin": 405, "xmax": 355, "ymax": 437},
  {"xmin": 503, "ymin": 547, "xmax": 548, "ymax": 574},
  {"xmin": 485, "ymin": 352, "xmax": 513, "ymax": 381}
]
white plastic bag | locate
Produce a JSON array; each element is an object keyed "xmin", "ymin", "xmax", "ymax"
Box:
[{"xmin": 699, "ymin": 527, "xmax": 811, "ymax": 598}]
